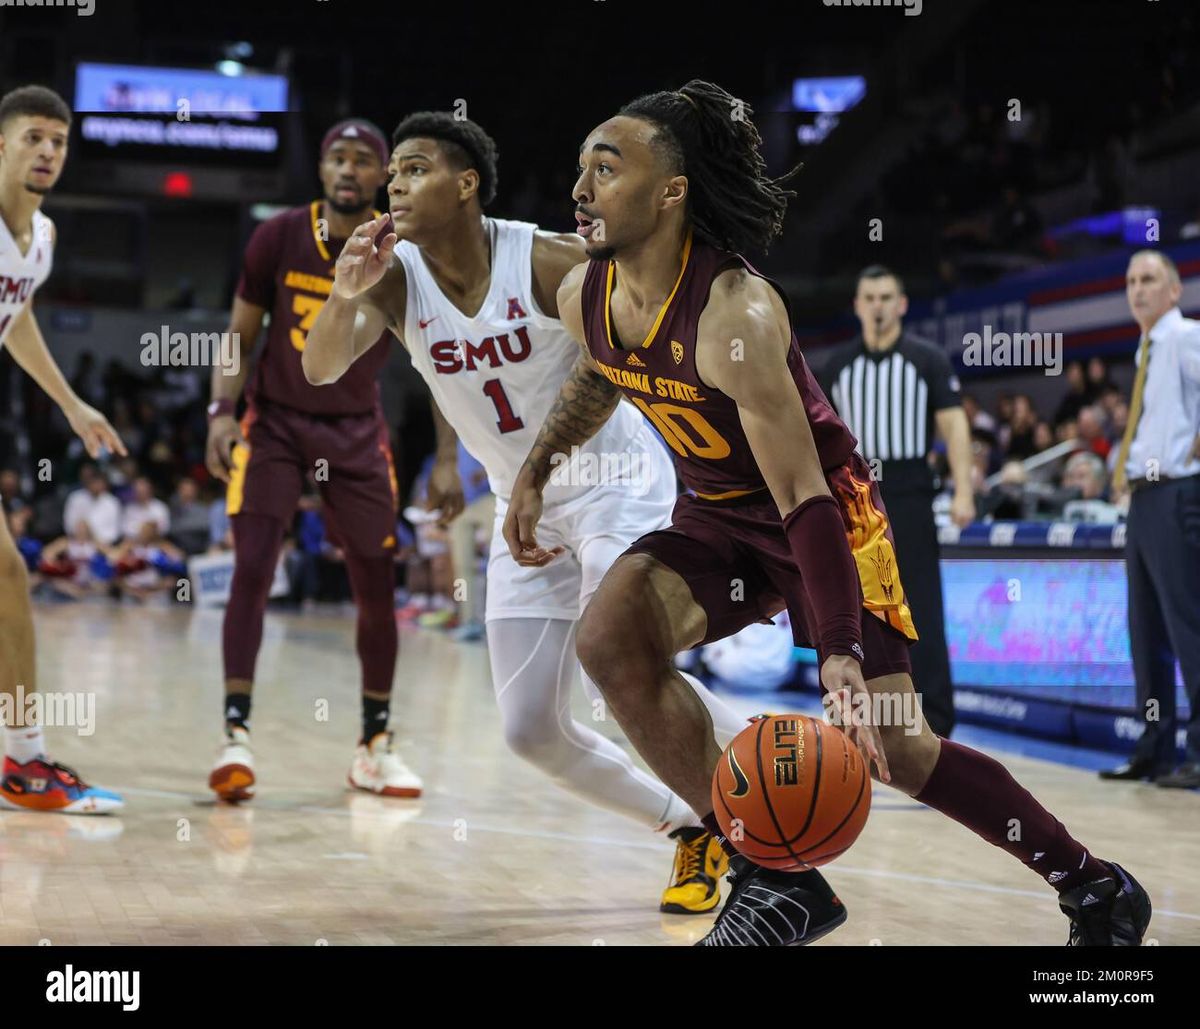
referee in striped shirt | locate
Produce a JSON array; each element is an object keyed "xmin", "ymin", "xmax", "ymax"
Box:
[{"xmin": 819, "ymin": 266, "xmax": 976, "ymax": 737}]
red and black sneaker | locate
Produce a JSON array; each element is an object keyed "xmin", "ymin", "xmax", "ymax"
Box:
[{"xmin": 0, "ymin": 755, "xmax": 124, "ymax": 814}]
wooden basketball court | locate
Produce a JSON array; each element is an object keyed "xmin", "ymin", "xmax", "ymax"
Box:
[{"xmin": 3, "ymin": 603, "xmax": 1196, "ymax": 946}]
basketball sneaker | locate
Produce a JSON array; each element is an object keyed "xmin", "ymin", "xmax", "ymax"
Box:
[
  {"xmin": 348, "ymin": 731, "xmax": 422, "ymax": 798},
  {"xmin": 661, "ymin": 827, "xmax": 728, "ymax": 914},
  {"xmin": 0, "ymin": 755, "xmax": 124, "ymax": 814},
  {"xmin": 209, "ymin": 725, "xmax": 255, "ymax": 803},
  {"xmin": 1058, "ymin": 861, "xmax": 1151, "ymax": 946},
  {"xmin": 696, "ymin": 854, "xmax": 847, "ymax": 946}
]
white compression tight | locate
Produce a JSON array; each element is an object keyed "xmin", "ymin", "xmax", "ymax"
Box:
[{"xmin": 487, "ymin": 617, "xmax": 746, "ymax": 832}]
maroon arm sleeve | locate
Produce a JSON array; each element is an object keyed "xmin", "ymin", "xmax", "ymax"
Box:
[
  {"xmin": 782, "ymin": 494, "xmax": 864, "ymax": 663},
  {"xmin": 235, "ymin": 217, "xmax": 283, "ymax": 309}
]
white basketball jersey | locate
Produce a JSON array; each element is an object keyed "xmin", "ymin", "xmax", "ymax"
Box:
[
  {"xmin": 0, "ymin": 209, "xmax": 53, "ymax": 353},
  {"xmin": 394, "ymin": 217, "xmax": 661, "ymax": 504}
]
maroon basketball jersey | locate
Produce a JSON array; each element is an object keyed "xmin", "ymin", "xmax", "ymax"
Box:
[
  {"xmin": 236, "ymin": 202, "xmax": 390, "ymax": 416},
  {"xmin": 580, "ymin": 233, "xmax": 856, "ymax": 499}
]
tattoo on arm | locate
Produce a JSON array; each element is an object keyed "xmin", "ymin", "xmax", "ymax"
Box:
[{"xmin": 521, "ymin": 354, "xmax": 620, "ymax": 488}]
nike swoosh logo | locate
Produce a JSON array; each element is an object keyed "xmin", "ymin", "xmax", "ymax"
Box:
[
  {"xmin": 727, "ymin": 748, "xmax": 750, "ymax": 799},
  {"xmin": 418, "ymin": 316, "xmax": 438, "ymax": 329}
]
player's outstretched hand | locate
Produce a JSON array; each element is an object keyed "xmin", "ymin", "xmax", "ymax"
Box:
[
  {"xmin": 332, "ymin": 215, "xmax": 397, "ymax": 300},
  {"xmin": 820, "ymin": 655, "xmax": 891, "ymax": 784},
  {"xmin": 205, "ymin": 415, "xmax": 245, "ymax": 483},
  {"xmin": 66, "ymin": 400, "xmax": 128, "ymax": 459},
  {"xmin": 502, "ymin": 480, "xmax": 564, "ymax": 567},
  {"xmin": 427, "ymin": 458, "xmax": 465, "ymax": 528}
]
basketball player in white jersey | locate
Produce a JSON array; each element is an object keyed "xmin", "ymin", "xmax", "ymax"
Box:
[
  {"xmin": 303, "ymin": 111, "xmax": 744, "ymax": 913},
  {"xmin": 0, "ymin": 86, "xmax": 123, "ymax": 814}
]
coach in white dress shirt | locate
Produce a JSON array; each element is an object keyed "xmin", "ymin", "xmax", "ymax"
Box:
[{"xmin": 1100, "ymin": 250, "xmax": 1200, "ymax": 788}]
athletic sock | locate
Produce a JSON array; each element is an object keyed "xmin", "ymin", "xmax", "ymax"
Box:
[
  {"xmin": 4, "ymin": 725, "xmax": 46, "ymax": 764},
  {"xmin": 914, "ymin": 738, "xmax": 1111, "ymax": 893},
  {"xmin": 657, "ymin": 791, "xmax": 703, "ymax": 834},
  {"xmin": 361, "ymin": 696, "xmax": 390, "ymax": 745},
  {"xmin": 223, "ymin": 692, "xmax": 251, "ymax": 732}
]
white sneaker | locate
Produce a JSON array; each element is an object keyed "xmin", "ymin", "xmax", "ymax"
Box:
[
  {"xmin": 348, "ymin": 732, "xmax": 422, "ymax": 798},
  {"xmin": 209, "ymin": 725, "xmax": 255, "ymax": 803}
]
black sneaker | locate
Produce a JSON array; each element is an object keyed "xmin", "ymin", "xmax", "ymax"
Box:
[
  {"xmin": 1058, "ymin": 862, "xmax": 1152, "ymax": 946},
  {"xmin": 696, "ymin": 855, "xmax": 847, "ymax": 946}
]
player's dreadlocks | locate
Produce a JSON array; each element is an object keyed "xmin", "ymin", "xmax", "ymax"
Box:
[
  {"xmin": 391, "ymin": 111, "xmax": 499, "ymax": 206},
  {"xmin": 618, "ymin": 79, "xmax": 797, "ymax": 254}
]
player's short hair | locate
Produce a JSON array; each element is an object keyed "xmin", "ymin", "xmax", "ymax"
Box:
[
  {"xmin": 857, "ymin": 264, "xmax": 905, "ymax": 295},
  {"xmin": 0, "ymin": 85, "xmax": 72, "ymax": 132},
  {"xmin": 618, "ymin": 79, "xmax": 798, "ymax": 254},
  {"xmin": 390, "ymin": 111, "xmax": 498, "ymax": 207},
  {"xmin": 1128, "ymin": 248, "xmax": 1180, "ymax": 286}
]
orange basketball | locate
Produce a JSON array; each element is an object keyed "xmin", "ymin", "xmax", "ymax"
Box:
[{"xmin": 711, "ymin": 714, "xmax": 871, "ymax": 870}]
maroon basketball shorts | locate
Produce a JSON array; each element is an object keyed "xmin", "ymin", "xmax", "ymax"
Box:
[
  {"xmin": 226, "ymin": 399, "xmax": 399, "ymax": 556},
  {"xmin": 624, "ymin": 452, "xmax": 918, "ymax": 680}
]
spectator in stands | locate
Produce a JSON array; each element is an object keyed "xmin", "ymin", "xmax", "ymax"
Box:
[
  {"xmin": 69, "ymin": 351, "xmax": 105, "ymax": 410},
  {"xmin": 984, "ymin": 460, "xmax": 1029, "ymax": 520},
  {"xmin": 121, "ymin": 476, "xmax": 170, "ymax": 541},
  {"xmin": 1085, "ymin": 355, "xmax": 1117, "ymax": 402},
  {"xmin": 1061, "ymin": 451, "xmax": 1108, "ymax": 501},
  {"xmin": 1055, "ymin": 418, "xmax": 1079, "ymax": 445},
  {"xmin": 991, "ymin": 185, "xmax": 1044, "ymax": 253},
  {"xmin": 447, "ymin": 444, "xmax": 493, "ymax": 643},
  {"xmin": 0, "ymin": 467, "xmax": 25, "ymax": 513},
  {"xmin": 1108, "ymin": 399, "xmax": 1130, "ymax": 449},
  {"xmin": 972, "ymin": 423, "xmax": 1001, "ymax": 480},
  {"xmin": 109, "ymin": 455, "xmax": 140, "ymax": 504},
  {"xmin": 1101, "ymin": 249, "xmax": 1200, "ymax": 788},
  {"xmin": 63, "ymin": 464, "xmax": 121, "ymax": 546},
  {"xmin": 1033, "ymin": 421, "xmax": 1055, "ymax": 453},
  {"xmin": 208, "ymin": 490, "xmax": 233, "ymax": 553},
  {"xmin": 1076, "ymin": 404, "xmax": 1112, "ymax": 460},
  {"xmin": 168, "ymin": 478, "xmax": 212, "ymax": 555},
  {"xmin": 110, "ymin": 521, "xmax": 186, "ymax": 603},
  {"xmin": 995, "ymin": 393, "xmax": 1014, "ymax": 428},
  {"xmin": 961, "ymin": 393, "xmax": 998, "ymax": 437},
  {"xmin": 1054, "ymin": 361, "xmax": 1090, "ymax": 425},
  {"xmin": 1003, "ymin": 394, "xmax": 1040, "ymax": 459},
  {"xmin": 37, "ymin": 521, "xmax": 112, "ymax": 601},
  {"xmin": 7, "ymin": 504, "xmax": 41, "ymax": 577}
]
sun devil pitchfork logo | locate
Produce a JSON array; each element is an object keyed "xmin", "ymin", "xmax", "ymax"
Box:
[{"xmin": 871, "ymin": 545, "xmax": 895, "ymax": 603}]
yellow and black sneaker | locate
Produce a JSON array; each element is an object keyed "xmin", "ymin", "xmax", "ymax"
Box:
[{"xmin": 660, "ymin": 827, "xmax": 729, "ymax": 914}]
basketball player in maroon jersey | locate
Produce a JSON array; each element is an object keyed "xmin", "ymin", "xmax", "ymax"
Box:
[
  {"xmin": 204, "ymin": 119, "xmax": 421, "ymax": 801},
  {"xmin": 505, "ymin": 81, "xmax": 1151, "ymax": 946}
]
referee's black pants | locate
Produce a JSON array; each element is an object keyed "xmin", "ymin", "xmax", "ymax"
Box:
[{"xmin": 879, "ymin": 476, "xmax": 956, "ymax": 737}]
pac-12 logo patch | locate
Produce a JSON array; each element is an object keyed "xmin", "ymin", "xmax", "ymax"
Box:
[{"xmin": 671, "ymin": 339, "xmax": 684, "ymax": 364}]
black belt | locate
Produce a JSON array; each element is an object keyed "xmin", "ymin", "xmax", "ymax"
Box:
[{"xmin": 1128, "ymin": 473, "xmax": 1199, "ymax": 493}]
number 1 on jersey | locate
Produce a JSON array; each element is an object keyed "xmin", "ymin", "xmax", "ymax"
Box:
[{"xmin": 482, "ymin": 378, "xmax": 524, "ymax": 433}]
